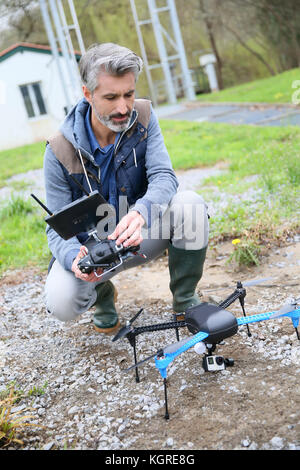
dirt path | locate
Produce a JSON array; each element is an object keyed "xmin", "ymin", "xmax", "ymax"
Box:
[
  {"xmin": 115, "ymin": 238, "xmax": 300, "ymax": 308},
  {"xmin": 1, "ymin": 237, "xmax": 299, "ymax": 450}
]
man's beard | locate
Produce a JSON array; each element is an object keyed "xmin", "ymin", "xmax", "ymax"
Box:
[{"xmin": 92, "ymin": 100, "xmax": 132, "ymax": 132}]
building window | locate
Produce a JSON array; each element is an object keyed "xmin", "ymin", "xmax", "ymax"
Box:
[{"xmin": 19, "ymin": 82, "xmax": 47, "ymax": 118}]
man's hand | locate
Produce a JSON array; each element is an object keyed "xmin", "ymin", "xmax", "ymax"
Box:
[
  {"xmin": 71, "ymin": 245, "xmax": 103, "ymax": 282},
  {"xmin": 108, "ymin": 210, "xmax": 145, "ymax": 247}
]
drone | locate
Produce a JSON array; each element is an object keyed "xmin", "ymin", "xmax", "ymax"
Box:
[{"xmin": 112, "ymin": 278, "xmax": 300, "ymax": 420}]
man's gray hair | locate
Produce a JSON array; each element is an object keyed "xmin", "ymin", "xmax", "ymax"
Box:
[{"xmin": 79, "ymin": 43, "xmax": 143, "ymax": 93}]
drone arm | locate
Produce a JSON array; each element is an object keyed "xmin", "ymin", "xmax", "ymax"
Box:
[
  {"xmin": 237, "ymin": 307, "xmax": 300, "ymax": 326},
  {"xmin": 154, "ymin": 331, "xmax": 209, "ymax": 378},
  {"xmin": 237, "ymin": 311, "xmax": 277, "ymax": 326},
  {"xmin": 131, "ymin": 320, "xmax": 187, "ymax": 337},
  {"xmin": 237, "ymin": 307, "xmax": 300, "ymax": 342},
  {"xmin": 219, "ymin": 288, "xmax": 245, "ymax": 310}
]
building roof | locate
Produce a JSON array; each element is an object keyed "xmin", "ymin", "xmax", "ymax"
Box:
[{"xmin": 0, "ymin": 42, "xmax": 81, "ymax": 63}]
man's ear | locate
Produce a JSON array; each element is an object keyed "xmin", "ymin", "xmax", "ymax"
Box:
[{"xmin": 82, "ymin": 85, "xmax": 92, "ymax": 105}]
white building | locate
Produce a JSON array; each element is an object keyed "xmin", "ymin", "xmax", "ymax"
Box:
[{"xmin": 0, "ymin": 42, "xmax": 82, "ymax": 151}]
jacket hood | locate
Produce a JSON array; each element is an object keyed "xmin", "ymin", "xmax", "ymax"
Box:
[{"xmin": 59, "ymin": 98, "xmax": 93, "ymax": 162}]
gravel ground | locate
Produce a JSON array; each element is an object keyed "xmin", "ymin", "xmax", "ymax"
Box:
[{"xmin": 0, "ymin": 167, "xmax": 300, "ymax": 451}]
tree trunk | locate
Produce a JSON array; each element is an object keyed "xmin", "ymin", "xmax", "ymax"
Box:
[{"xmin": 199, "ymin": 0, "xmax": 224, "ymax": 90}]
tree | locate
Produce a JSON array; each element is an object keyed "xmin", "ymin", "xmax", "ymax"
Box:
[
  {"xmin": 232, "ymin": 0, "xmax": 300, "ymax": 71},
  {"xmin": 0, "ymin": 0, "xmax": 46, "ymax": 48},
  {"xmin": 218, "ymin": 11, "xmax": 277, "ymax": 76}
]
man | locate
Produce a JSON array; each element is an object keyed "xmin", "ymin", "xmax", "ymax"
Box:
[{"xmin": 44, "ymin": 42, "xmax": 209, "ymax": 334}]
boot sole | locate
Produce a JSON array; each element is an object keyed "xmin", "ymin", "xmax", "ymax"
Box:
[{"xmin": 93, "ymin": 320, "xmax": 121, "ymax": 335}]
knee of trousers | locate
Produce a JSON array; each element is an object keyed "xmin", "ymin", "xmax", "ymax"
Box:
[
  {"xmin": 169, "ymin": 190, "xmax": 209, "ymax": 250},
  {"xmin": 45, "ymin": 261, "xmax": 97, "ymax": 322}
]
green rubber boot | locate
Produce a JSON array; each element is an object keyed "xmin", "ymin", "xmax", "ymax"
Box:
[
  {"xmin": 93, "ymin": 281, "xmax": 120, "ymax": 334},
  {"xmin": 168, "ymin": 243, "xmax": 207, "ymax": 313}
]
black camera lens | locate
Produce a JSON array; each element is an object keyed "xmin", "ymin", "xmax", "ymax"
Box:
[{"xmin": 216, "ymin": 356, "xmax": 224, "ymax": 365}]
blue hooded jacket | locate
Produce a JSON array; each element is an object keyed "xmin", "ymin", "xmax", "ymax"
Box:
[{"xmin": 43, "ymin": 98, "xmax": 178, "ymax": 271}]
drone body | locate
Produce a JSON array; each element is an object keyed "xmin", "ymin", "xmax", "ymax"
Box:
[{"xmin": 185, "ymin": 303, "xmax": 238, "ymax": 342}]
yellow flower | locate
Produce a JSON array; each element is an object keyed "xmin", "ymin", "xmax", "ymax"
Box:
[{"xmin": 232, "ymin": 238, "xmax": 241, "ymax": 245}]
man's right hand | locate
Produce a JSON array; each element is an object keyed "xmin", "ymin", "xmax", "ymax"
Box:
[{"xmin": 71, "ymin": 245, "xmax": 103, "ymax": 282}]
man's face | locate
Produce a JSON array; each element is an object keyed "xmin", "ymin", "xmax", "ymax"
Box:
[{"xmin": 83, "ymin": 71, "xmax": 136, "ymax": 133}]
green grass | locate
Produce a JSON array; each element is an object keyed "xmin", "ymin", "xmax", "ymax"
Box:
[
  {"xmin": 0, "ymin": 142, "xmax": 44, "ymax": 188},
  {"xmin": 160, "ymin": 120, "xmax": 300, "ymax": 170},
  {"xmin": 0, "ymin": 197, "xmax": 51, "ymax": 275},
  {"xmin": 0, "ymin": 382, "xmax": 43, "ymax": 448},
  {"xmin": 196, "ymin": 67, "xmax": 300, "ymax": 104},
  {"xmin": 0, "ymin": 118, "xmax": 299, "ymax": 274},
  {"xmin": 160, "ymin": 119, "xmax": 300, "ymax": 252},
  {"xmin": 206, "ymin": 186, "xmax": 299, "ymax": 243}
]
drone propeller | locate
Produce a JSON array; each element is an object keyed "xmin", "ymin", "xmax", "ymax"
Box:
[
  {"xmin": 268, "ymin": 297, "xmax": 300, "ymax": 340},
  {"xmin": 123, "ymin": 350, "xmax": 160, "ymax": 372},
  {"xmin": 269, "ymin": 297, "xmax": 300, "ymax": 319},
  {"xmin": 269, "ymin": 304, "xmax": 295, "ymax": 319},
  {"xmin": 123, "ymin": 336, "xmax": 194, "ymax": 372},
  {"xmin": 123, "ymin": 331, "xmax": 209, "ymax": 374},
  {"xmin": 204, "ymin": 277, "xmax": 274, "ymax": 292},
  {"xmin": 112, "ymin": 308, "xmax": 144, "ymax": 342},
  {"xmin": 242, "ymin": 277, "xmax": 274, "ymax": 287}
]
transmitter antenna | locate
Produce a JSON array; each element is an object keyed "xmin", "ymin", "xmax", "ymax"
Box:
[{"xmin": 31, "ymin": 193, "xmax": 53, "ymax": 216}]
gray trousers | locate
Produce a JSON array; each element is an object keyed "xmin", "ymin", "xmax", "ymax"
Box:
[{"xmin": 45, "ymin": 190, "xmax": 209, "ymax": 322}]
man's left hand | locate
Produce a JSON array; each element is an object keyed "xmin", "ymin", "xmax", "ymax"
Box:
[{"xmin": 108, "ymin": 210, "xmax": 145, "ymax": 247}]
